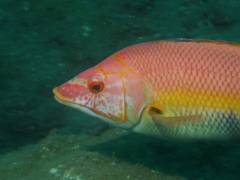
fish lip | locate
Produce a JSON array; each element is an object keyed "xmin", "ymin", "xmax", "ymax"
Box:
[
  {"xmin": 53, "ymin": 87, "xmax": 81, "ymax": 109},
  {"xmin": 53, "ymin": 87, "xmax": 72, "ymax": 102}
]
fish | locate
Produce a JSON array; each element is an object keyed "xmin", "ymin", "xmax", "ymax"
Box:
[{"xmin": 53, "ymin": 40, "xmax": 240, "ymax": 140}]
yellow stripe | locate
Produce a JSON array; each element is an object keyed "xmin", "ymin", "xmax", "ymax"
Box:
[{"xmin": 156, "ymin": 90, "xmax": 240, "ymax": 112}]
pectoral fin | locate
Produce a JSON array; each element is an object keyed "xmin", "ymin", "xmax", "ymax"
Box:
[{"xmin": 148, "ymin": 106, "xmax": 202, "ymax": 127}]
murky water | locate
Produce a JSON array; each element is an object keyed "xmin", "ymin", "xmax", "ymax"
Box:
[{"xmin": 1, "ymin": 0, "xmax": 240, "ymax": 179}]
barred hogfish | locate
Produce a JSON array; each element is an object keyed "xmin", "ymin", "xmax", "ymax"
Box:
[{"xmin": 53, "ymin": 40, "xmax": 240, "ymax": 140}]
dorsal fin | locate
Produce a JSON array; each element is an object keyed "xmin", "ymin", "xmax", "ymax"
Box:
[{"xmin": 167, "ymin": 38, "xmax": 240, "ymax": 47}]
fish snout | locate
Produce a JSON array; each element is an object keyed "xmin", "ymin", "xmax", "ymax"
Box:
[{"xmin": 53, "ymin": 82, "xmax": 86, "ymax": 103}]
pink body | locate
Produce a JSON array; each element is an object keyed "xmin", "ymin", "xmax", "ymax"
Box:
[
  {"xmin": 116, "ymin": 41, "xmax": 239, "ymax": 94},
  {"xmin": 54, "ymin": 40, "xmax": 240, "ymax": 139}
]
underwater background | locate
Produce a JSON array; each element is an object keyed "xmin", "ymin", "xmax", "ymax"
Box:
[{"xmin": 1, "ymin": 0, "xmax": 240, "ymax": 179}]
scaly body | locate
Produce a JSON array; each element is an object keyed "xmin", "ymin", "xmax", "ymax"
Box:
[{"xmin": 54, "ymin": 40, "xmax": 240, "ymax": 140}]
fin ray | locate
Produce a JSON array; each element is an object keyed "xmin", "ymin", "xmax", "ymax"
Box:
[{"xmin": 148, "ymin": 106, "xmax": 202, "ymax": 127}]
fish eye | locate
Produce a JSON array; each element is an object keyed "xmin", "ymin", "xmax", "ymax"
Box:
[{"xmin": 88, "ymin": 81, "xmax": 104, "ymax": 94}]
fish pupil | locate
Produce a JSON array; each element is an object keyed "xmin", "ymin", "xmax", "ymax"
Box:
[
  {"xmin": 93, "ymin": 84, "xmax": 101, "ymax": 91},
  {"xmin": 89, "ymin": 81, "xmax": 104, "ymax": 94}
]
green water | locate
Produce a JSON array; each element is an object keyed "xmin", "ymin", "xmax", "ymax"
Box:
[{"xmin": 0, "ymin": 0, "xmax": 240, "ymax": 179}]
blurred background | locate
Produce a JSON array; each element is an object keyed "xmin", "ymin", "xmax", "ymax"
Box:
[{"xmin": 0, "ymin": 0, "xmax": 240, "ymax": 179}]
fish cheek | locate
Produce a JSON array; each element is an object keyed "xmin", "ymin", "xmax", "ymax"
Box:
[{"xmin": 93, "ymin": 92, "xmax": 126, "ymax": 122}]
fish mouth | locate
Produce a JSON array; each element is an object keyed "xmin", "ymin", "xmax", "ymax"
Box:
[
  {"xmin": 53, "ymin": 87, "xmax": 72, "ymax": 103},
  {"xmin": 53, "ymin": 87, "xmax": 120, "ymax": 125},
  {"xmin": 53, "ymin": 87, "xmax": 93, "ymax": 113}
]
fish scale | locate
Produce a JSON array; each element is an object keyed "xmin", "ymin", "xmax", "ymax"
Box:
[
  {"xmin": 117, "ymin": 41, "xmax": 240, "ymax": 102},
  {"xmin": 113, "ymin": 41, "xmax": 240, "ymax": 138},
  {"xmin": 119, "ymin": 41, "xmax": 240, "ymax": 93}
]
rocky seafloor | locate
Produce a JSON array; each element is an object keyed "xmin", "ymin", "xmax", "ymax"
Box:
[{"xmin": 1, "ymin": 0, "xmax": 240, "ymax": 179}]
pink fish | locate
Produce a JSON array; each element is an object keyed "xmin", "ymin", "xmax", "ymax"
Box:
[{"xmin": 53, "ymin": 40, "xmax": 240, "ymax": 139}]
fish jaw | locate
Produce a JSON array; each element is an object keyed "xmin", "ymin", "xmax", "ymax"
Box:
[
  {"xmin": 53, "ymin": 86, "xmax": 118, "ymax": 124},
  {"xmin": 53, "ymin": 81, "xmax": 94, "ymax": 114}
]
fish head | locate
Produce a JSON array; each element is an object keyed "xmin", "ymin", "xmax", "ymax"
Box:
[{"xmin": 53, "ymin": 59, "xmax": 147, "ymax": 129}]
